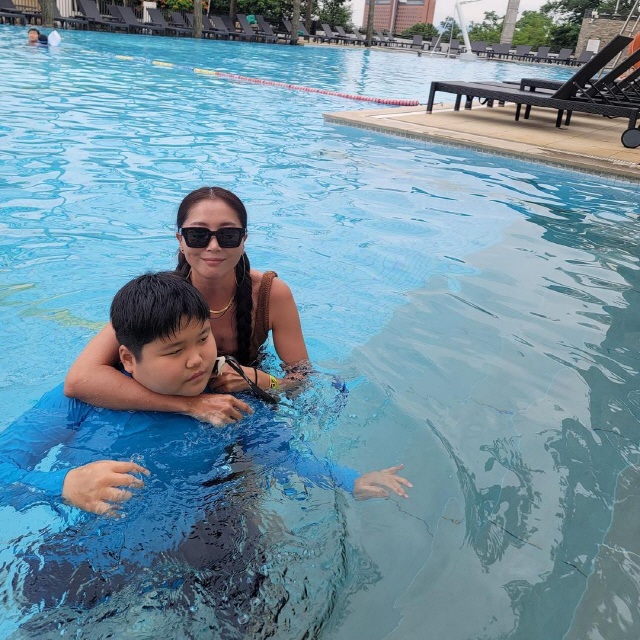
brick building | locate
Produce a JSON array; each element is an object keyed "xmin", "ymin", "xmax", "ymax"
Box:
[{"xmin": 362, "ymin": 0, "xmax": 437, "ymax": 34}]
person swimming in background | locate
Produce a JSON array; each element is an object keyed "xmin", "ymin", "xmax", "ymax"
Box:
[
  {"xmin": 66, "ymin": 187, "xmax": 309, "ymax": 426},
  {"xmin": 0, "ymin": 272, "xmax": 411, "ymax": 630},
  {"xmin": 27, "ymin": 28, "xmax": 39, "ymax": 44}
]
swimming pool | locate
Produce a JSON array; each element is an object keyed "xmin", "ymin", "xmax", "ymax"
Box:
[{"xmin": 2, "ymin": 24, "xmax": 640, "ymax": 639}]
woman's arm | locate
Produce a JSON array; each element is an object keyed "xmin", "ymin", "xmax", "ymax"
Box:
[{"xmin": 64, "ymin": 324, "xmax": 252, "ymax": 425}]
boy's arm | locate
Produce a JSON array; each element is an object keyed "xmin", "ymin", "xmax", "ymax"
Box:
[{"xmin": 0, "ymin": 385, "xmax": 89, "ymax": 499}]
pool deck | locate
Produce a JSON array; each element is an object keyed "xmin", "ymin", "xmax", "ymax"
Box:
[{"xmin": 323, "ymin": 102, "xmax": 640, "ymax": 182}]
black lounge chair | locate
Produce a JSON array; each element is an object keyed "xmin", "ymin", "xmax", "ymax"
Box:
[
  {"xmin": 489, "ymin": 43, "xmax": 511, "ymax": 59},
  {"xmin": 281, "ymin": 18, "xmax": 310, "ymax": 41},
  {"xmin": 0, "ymin": 0, "xmax": 26, "ymax": 24},
  {"xmin": 426, "ymin": 36, "xmax": 441, "ymax": 51},
  {"xmin": 255, "ymin": 14, "xmax": 282, "ymax": 41},
  {"xmin": 218, "ymin": 14, "xmax": 251, "ymax": 40},
  {"xmin": 110, "ymin": 5, "xmax": 164, "ymax": 34},
  {"xmin": 518, "ymin": 47, "xmax": 640, "ymax": 101},
  {"xmin": 318, "ymin": 24, "xmax": 343, "ymax": 43},
  {"xmin": 78, "ymin": 0, "xmax": 122, "ymax": 30},
  {"xmin": 147, "ymin": 8, "xmax": 190, "ymax": 36},
  {"xmin": 183, "ymin": 14, "xmax": 222, "ymax": 38},
  {"xmin": 237, "ymin": 14, "xmax": 275, "ymax": 42},
  {"xmin": 470, "ymin": 41, "xmax": 487, "ymax": 56},
  {"xmin": 553, "ymin": 48, "xmax": 573, "ymax": 65},
  {"xmin": 411, "ymin": 35, "xmax": 424, "ymax": 51},
  {"xmin": 375, "ymin": 30, "xmax": 391, "ymax": 46},
  {"xmin": 426, "ymin": 35, "xmax": 640, "ymax": 146},
  {"xmin": 170, "ymin": 11, "xmax": 192, "ymax": 32},
  {"xmin": 531, "ymin": 46, "xmax": 551, "ymax": 62},
  {"xmin": 512, "ymin": 45, "xmax": 532, "ymax": 60},
  {"xmin": 334, "ymin": 25, "xmax": 361, "ymax": 45},
  {"xmin": 448, "ymin": 38, "xmax": 461, "ymax": 56},
  {"xmin": 50, "ymin": 1, "xmax": 89, "ymax": 29},
  {"xmin": 573, "ymin": 50, "xmax": 594, "ymax": 66}
]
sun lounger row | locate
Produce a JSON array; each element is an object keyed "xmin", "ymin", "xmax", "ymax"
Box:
[
  {"xmin": 2, "ymin": 1, "xmax": 295, "ymax": 42},
  {"xmin": 470, "ymin": 42, "xmax": 594, "ymax": 66},
  {"xmin": 426, "ymin": 35, "xmax": 640, "ymax": 148}
]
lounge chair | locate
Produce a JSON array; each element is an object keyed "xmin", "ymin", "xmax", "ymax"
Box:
[
  {"xmin": 255, "ymin": 15, "xmax": 282, "ymax": 41},
  {"xmin": 50, "ymin": 1, "xmax": 89, "ymax": 29},
  {"xmin": 489, "ymin": 43, "xmax": 511, "ymax": 59},
  {"xmin": 427, "ymin": 36, "xmax": 441, "ymax": 52},
  {"xmin": 512, "ymin": 45, "xmax": 532, "ymax": 60},
  {"xmin": 147, "ymin": 8, "xmax": 190, "ymax": 36},
  {"xmin": 375, "ymin": 30, "xmax": 391, "ymax": 46},
  {"xmin": 411, "ymin": 35, "xmax": 424, "ymax": 51},
  {"xmin": 110, "ymin": 5, "xmax": 164, "ymax": 34},
  {"xmin": 553, "ymin": 48, "xmax": 573, "ymax": 65},
  {"xmin": 426, "ymin": 35, "xmax": 640, "ymax": 145},
  {"xmin": 0, "ymin": 0, "xmax": 26, "ymax": 24},
  {"xmin": 573, "ymin": 50, "xmax": 594, "ymax": 66},
  {"xmin": 332, "ymin": 25, "xmax": 358, "ymax": 44},
  {"xmin": 448, "ymin": 38, "xmax": 461, "ymax": 56},
  {"xmin": 281, "ymin": 18, "xmax": 311, "ymax": 41},
  {"xmin": 170, "ymin": 11, "xmax": 192, "ymax": 32},
  {"xmin": 470, "ymin": 41, "xmax": 487, "ymax": 56},
  {"xmin": 351, "ymin": 27, "xmax": 367, "ymax": 44},
  {"xmin": 319, "ymin": 24, "xmax": 344, "ymax": 44},
  {"xmin": 218, "ymin": 14, "xmax": 251, "ymax": 40},
  {"xmin": 183, "ymin": 13, "xmax": 221, "ymax": 38},
  {"xmin": 518, "ymin": 47, "xmax": 640, "ymax": 101},
  {"xmin": 531, "ymin": 46, "xmax": 551, "ymax": 62},
  {"xmin": 78, "ymin": 0, "xmax": 122, "ymax": 30},
  {"xmin": 237, "ymin": 13, "xmax": 275, "ymax": 42}
]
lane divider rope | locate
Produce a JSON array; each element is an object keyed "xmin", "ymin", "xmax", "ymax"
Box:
[{"xmin": 108, "ymin": 53, "xmax": 420, "ymax": 106}]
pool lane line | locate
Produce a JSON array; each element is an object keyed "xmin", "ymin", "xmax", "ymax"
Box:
[{"xmin": 106, "ymin": 52, "xmax": 420, "ymax": 106}]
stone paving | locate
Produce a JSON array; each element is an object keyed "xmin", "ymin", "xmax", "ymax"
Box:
[{"xmin": 324, "ymin": 101, "xmax": 640, "ymax": 182}]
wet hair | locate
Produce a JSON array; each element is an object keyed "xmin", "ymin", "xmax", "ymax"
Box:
[
  {"xmin": 176, "ymin": 187, "xmax": 253, "ymax": 365},
  {"xmin": 111, "ymin": 271, "xmax": 210, "ymax": 360},
  {"xmin": 29, "ymin": 28, "xmax": 40, "ymax": 34}
]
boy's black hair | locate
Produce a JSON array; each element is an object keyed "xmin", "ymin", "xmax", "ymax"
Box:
[
  {"xmin": 110, "ymin": 272, "xmax": 210, "ymax": 360},
  {"xmin": 29, "ymin": 28, "xmax": 40, "ymax": 34}
]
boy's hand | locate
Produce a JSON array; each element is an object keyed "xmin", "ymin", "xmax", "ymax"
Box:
[
  {"xmin": 185, "ymin": 393, "xmax": 253, "ymax": 425},
  {"xmin": 353, "ymin": 464, "xmax": 413, "ymax": 501},
  {"xmin": 208, "ymin": 363, "xmax": 253, "ymax": 393},
  {"xmin": 62, "ymin": 460, "xmax": 149, "ymax": 515}
]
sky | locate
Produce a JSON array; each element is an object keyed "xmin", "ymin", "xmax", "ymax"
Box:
[{"xmin": 348, "ymin": 0, "xmax": 547, "ymax": 29}]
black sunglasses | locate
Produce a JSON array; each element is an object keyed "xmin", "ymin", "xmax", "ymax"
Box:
[{"xmin": 181, "ymin": 227, "xmax": 246, "ymax": 249}]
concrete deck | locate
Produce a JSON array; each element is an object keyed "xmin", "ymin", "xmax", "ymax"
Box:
[{"xmin": 323, "ymin": 102, "xmax": 640, "ymax": 183}]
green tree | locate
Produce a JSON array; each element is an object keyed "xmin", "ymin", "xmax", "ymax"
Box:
[
  {"xmin": 467, "ymin": 11, "xmax": 504, "ymax": 43},
  {"xmin": 439, "ymin": 17, "xmax": 462, "ymax": 42},
  {"xmin": 400, "ymin": 23, "xmax": 439, "ymax": 39},
  {"xmin": 548, "ymin": 21, "xmax": 581, "ymax": 48},
  {"xmin": 512, "ymin": 10, "xmax": 553, "ymax": 47},
  {"xmin": 317, "ymin": 0, "xmax": 351, "ymax": 28}
]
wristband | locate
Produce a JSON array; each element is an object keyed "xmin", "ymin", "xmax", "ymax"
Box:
[{"xmin": 269, "ymin": 375, "xmax": 279, "ymax": 390}]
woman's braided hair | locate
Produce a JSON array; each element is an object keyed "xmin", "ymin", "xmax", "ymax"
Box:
[{"xmin": 176, "ymin": 187, "xmax": 254, "ymax": 365}]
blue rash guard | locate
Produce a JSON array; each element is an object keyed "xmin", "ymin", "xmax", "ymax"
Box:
[
  {"xmin": 0, "ymin": 383, "xmax": 359, "ymax": 507},
  {"xmin": 0, "ymin": 383, "xmax": 360, "ymax": 619}
]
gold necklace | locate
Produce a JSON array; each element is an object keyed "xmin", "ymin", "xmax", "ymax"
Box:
[{"xmin": 210, "ymin": 294, "xmax": 235, "ymax": 317}]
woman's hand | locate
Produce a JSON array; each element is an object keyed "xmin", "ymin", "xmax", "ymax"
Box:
[
  {"xmin": 184, "ymin": 391, "xmax": 253, "ymax": 424},
  {"xmin": 62, "ymin": 460, "xmax": 149, "ymax": 515},
  {"xmin": 353, "ymin": 464, "xmax": 413, "ymax": 500},
  {"xmin": 208, "ymin": 363, "xmax": 257, "ymax": 393}
]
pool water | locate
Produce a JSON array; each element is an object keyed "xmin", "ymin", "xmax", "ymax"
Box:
[{"xmin": 2, "ymin": 24, "xmax": 640, "ymax": 639}]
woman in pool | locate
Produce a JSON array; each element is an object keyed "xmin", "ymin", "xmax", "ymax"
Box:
[{"xmin": 65, "ymin": 187, "xmax": 309, "ymax": 424}]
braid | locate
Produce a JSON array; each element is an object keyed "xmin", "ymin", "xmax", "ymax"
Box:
[
  {"xmin": 234, "ymin": 253, "xmax": 253, "ymax": 365},
  {"xmin": 176, "ymin": 251, "xmax": 190, "ymax": 278}
]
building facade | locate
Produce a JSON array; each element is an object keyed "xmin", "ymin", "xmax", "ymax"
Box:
[{"xmin": 362, "ymin": 0, "xmax": 437, "ymax": 34}]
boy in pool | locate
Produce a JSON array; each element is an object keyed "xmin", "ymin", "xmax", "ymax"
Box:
[
  {"xmin": 27, "ymin": 28, "xmax": 39, "ymax": 44},
  {"xmin": 0, "ymin": 271, "xmax": 412, "ymax": 515}
]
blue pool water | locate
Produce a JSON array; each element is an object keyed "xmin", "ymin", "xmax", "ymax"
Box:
[{"xmin": 2, "ymin": 24, "xmax": 640, "ymax": 639}]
